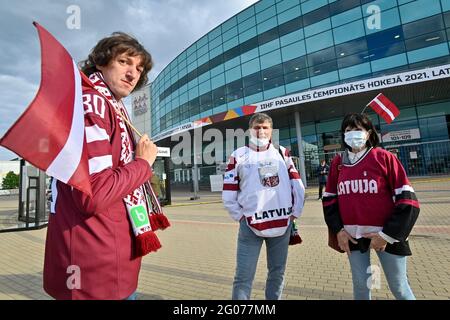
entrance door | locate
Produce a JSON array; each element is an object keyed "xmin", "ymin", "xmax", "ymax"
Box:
[{"xmin": 151, "ymin": 158, "xmax": 171, "ymax": 206}]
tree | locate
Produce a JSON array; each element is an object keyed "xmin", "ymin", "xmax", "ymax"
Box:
[{"xmin": 2, "ymin": 171, "xmax": 20, "ymax": 189}]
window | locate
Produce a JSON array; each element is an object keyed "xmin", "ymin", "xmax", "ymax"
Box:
[
  {"xmin": 225, "ymin": 66, "xmax": 242, "ymax": 83},
  {"xmin": 257, "ymin": 16, "xmax": 278, "ymax": 33},
  {"xmin": 301, "ymin": 0, "xmax": 328, "ymax": 15},
  {"xmin": 305, "ymin": 30, "xmax": 333, "ymax": 53},
  {"xmin": 243, "ymin": 71, "xmax": 262, "ymax": 87},
  {"xmin": 338, "ymin": 62, "xmax": 371, "ymax": 80},
  {"xmin": 244, "ymin": 82, "xmax": 263, "ymax": 96},
  {"xmin": 222, "ymin": 26, "xmax": 238, "ymax": 42},
  {"xmin": 445, "ymin": 12, "xmax": 450, "ymax": 27},
  {"xmin": 370, "ymin": 53, "xmax": 408, "ymax": 72},
  {"xmin": 407, "ymin": 43, "xmax": 450, "ymax": 64},
  {"xmin": 281, "ymin": 40, "xmax": 306, "ymax": 61},
  {"xmin": 333, "ymin": 19, "xmax": 365, "ymax": 44},
  {"xmin": 284, "ymin": 68, "xmax": 309, "ymax": 84},
  {"xmin": 260, "ymin": 49, "xmax": 282, "ymax": 69},
  {"xmin": 337, "ymin": 51, "xmax": 369, "ymax": 69},
  {"xmin": 241, "ymin": 57, "xmax": 260, "ymax": 77},
  {"xmin": 307, "ymin": 46, "xmax": 336, "ymax": 66},
  {"xmin": 258, "ymin": 27, "xmax": 280, "ymax": 46},
  {"xmin": 262, "ymin": 63, "xmax": 284, "ymax": 80},
  {"xmin": 259, "ymin": 38, "xmax": 281, "ymax": 55},
  {"xmin": 331, "ymin": 6, "xmax": 362, "ymax": 28},
  {"xmin": 280, "ymin": 29, "xmax": 304, "ymax": 46},
  {"xmin": 256, "ymin": 5, "xmax": 276, "ymax": 24},
  {"xmin": 278, "ymin": 16, "xmax": 303, "ymax": 36},
  {"xmin": 226, "ymin": 79, "xmax": 243, "ymax": 95},
  {"xmin": 403, "ymin": 14, "xmax": 445, "ymax": 39},
  {"xmin": 310, "ymin": 70, "xmax": 339, "ymax": 87},
  {"xmin": 212, "ymin": 86, "xmax": 226, "ymax": 105},
  {"xmin": 304, "ymin": 18, "xmax": 331, "ymax": 38},
  {"xmin": 308, "ymin": 60, "xmax": 338, "ymax": 76},
  {"xmin": 399, "ymin": 0, "xmax": 442, "ymax": 24},
  {"xmin": 302, "ymin": 4, "xmax": 329, "ymax": 26},
  {"xmin": 405, "ymin": 30, "xmax": 447, "ymax": 51},
  {"xmin": 240, "ymin": 37, "xmax": 259, "ymax": 54},
  {"xmin": 239, "ymin": 16, "xmax": 257, "ymax": 33},
  {"xmin": 366, "ymin": 25, "xmax": 404, "ymax": 51},
  {"xmin": 263, "ymin": 75, "xmax": 285, "ymax": 90},
  {"xmin": 369, "ymin": 41, "xmax": 405, "ymax": 60},
  {"xmin": 199, "ymin": 93, "xmax": 213, "ymax": 112},
  {"xmin": 283, "ymin": 55, "xmax": 308, "ymax": 74},
  {"xmin": 335, "ymin": 37, "xmax": 368, "ymax": 57},
  {"xmin": 329, "ymin": 0, "xmax": 360, "ymax": 16}
]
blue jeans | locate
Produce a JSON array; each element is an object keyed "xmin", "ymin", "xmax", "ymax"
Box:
[
  {"xmin": 347, "ymin": 250, "xmax": 415, "ymax": 300},
  {"xmin": 232, "ymin": 219, "xmax": 291, "ymax": 300}
]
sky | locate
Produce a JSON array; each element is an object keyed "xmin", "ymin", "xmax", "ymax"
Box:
[{"xmin": 0, "ymin": 0, "xmax": 258, "ymax": 160}]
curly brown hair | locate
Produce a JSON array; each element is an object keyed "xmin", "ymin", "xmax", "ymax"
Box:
[{"xmin": 79, "ymin": 32, "xmax": 153, "ymax": 91}]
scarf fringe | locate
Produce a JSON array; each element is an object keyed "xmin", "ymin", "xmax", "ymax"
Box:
[
  {"xmin": 155, "ymin": 213, "xmax": 171, "ymax": 230},
  {"xmin": 289, "ymin": 233, "xmax": 302, "ymax": 245},
  {"xmin": 150, "ymin": 213, "xmax": 171, "ymax": 231},
  {"xmin": 135, "ymin": 231, "xmax": 161, "ymax": 257}
]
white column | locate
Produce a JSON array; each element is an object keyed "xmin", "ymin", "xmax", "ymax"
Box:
[{"xmin": 294, "ymin": 111, "xmax": 307, "ymax": 188}]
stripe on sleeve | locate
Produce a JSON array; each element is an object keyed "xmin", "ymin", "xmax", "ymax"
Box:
[
  {"xmin": 88, "ymin": 155, "xmax": 113, "ymax": 174},
  {"xmin": 85, "ymin": 124, "xmax": 110, "ymax": 143}
]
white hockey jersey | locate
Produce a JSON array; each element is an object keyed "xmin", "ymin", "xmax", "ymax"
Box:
[{"xmin": 222, "ymin": 143, "xmax": 305, "ymax": 237}]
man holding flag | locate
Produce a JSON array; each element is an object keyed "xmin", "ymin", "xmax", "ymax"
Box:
[{"xmin": 1, "ymin": 24, "xmax": 168, "ymax": 300}]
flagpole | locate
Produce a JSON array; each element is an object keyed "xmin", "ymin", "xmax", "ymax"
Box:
[
  {"xmin": 114, "ymin": 109, "xmax": 143, "ymax": 138},
  {"xmin": 361, "ymin": 104, "xmax": 368, "ymax": 114}
]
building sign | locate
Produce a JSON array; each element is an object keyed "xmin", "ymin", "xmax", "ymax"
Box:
[
  {"xmin": 382, "ymin": 128, "xmax": 421, "ymax": 143},
  {"xmin": 132, "ymin": 92, "xmax": 149, "ymax": 117},
  {"xmin": 153, "ymin": 64, "xmax": 450, "ymax": 142},
  {"xmin": 157, "ymin": 147, "xmax": 170, "ymax": 157},
  {"xmin": 209, "ymin": 174, "xmax": 223, "ymax": 192}
]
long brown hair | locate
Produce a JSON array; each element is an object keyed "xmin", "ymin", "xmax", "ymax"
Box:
[
  {"xmin": 341, "ymin": 113, "xmax": 380, "ymax": 150},
  {"xmin": 79, "ymin": 32, "xmax": 153, "ymax": 91}
]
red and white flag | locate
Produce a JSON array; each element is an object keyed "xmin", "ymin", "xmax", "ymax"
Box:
[
  {"xmin": 0, "ymin": 22, "xmax": 92, "ymax": 196},
  {"xmin": 367, "ymin": 93, "xmax": 400, "ymax": 124}
]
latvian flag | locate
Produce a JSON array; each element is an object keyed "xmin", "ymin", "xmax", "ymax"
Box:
[
  {"xmin": 367, "ymin": 93, "xmax": 400, "ymax": 124},
  {"xmin": 0, "ymin": 22, "xmax": 92, "ymax": 196}
]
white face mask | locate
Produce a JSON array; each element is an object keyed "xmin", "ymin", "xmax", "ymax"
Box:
[
  {"xmin": 250, "ymin": 135, "xmax": 270, "ymax": 147},
  {"xmin": 344, "ymin": 130, "xmax": 368, "ymax": 150}
]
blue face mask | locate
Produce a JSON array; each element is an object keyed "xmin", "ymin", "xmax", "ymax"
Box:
[{"xmin": 344, "ymin": 130, "xmax": 368, "ymax": 150}]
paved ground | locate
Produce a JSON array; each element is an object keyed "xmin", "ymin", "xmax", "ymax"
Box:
[{"xmin": 0, "ymin": 178, "xmax": 449, "ymax": 300}]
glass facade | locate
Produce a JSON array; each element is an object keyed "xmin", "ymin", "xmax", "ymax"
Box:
[
  {"xmin": 141, "ymin": 0, "xmax": 450, "ymax": 187},
  {"xmin": 150, "ymin": 0, "xmax": 450, "ymax": 136}
]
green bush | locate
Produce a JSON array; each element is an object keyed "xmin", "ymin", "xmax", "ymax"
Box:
[{"xmin": 2, "ymin": 171, "xmax": 19, "ymax": 189}]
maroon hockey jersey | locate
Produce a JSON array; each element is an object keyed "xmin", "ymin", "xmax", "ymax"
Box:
[{"xmin": 322, "ymin": 147, "xmax": 420, "ymax": 255}]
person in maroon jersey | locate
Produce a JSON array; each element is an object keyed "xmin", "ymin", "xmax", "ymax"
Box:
[
  {"xmin": 322, "ymin": 113, "xmax": 420, "ymax": 300},
  {"xmin": 43, "ymin": 33, "xmax": 159, "ymax": 300}
]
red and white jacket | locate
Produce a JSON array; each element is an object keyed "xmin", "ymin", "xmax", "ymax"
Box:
[
  {"xmin": 43, "ymin": 87, "xmax": 151, "ymax": 300},
  {"xmin": 222, "ymin": 143, "xmax": 305, "ymax": 237}
]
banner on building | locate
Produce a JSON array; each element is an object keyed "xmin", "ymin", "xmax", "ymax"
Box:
[
  {"xmin": 382, "ymin": 128, "xmax": 421, "ymax": 143},
  {"xmin": 153, "ymin": 64, "xmax": 450, "ymax": 142}
]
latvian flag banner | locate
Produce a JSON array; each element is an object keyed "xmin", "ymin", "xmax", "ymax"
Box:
[
  {"xmin": 367, "ymin": 93, "xmax": 400, "ymax": 124},
  {"xmin": 0, "ymin": 22, "xmax": 92, "ymax": 196}
]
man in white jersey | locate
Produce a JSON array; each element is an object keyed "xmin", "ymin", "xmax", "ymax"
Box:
[{"xmin": 222, "ymin": 113, "xmax": 305, "ymax": 300}]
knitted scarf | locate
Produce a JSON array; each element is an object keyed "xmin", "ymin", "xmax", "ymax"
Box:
[{"xmin": 88, "ymin": 72, "xmax": 170, "ymax": 257}]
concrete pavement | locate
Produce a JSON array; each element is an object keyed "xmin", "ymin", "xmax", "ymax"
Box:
[{"xmin": 0, "ymin": 178, "xmax": 449, "ymax": 300}]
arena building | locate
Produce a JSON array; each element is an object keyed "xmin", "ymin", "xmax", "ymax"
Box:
[{"xmin": 132, "ymin": 0, "xmax": 450, "ymax": 190}]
